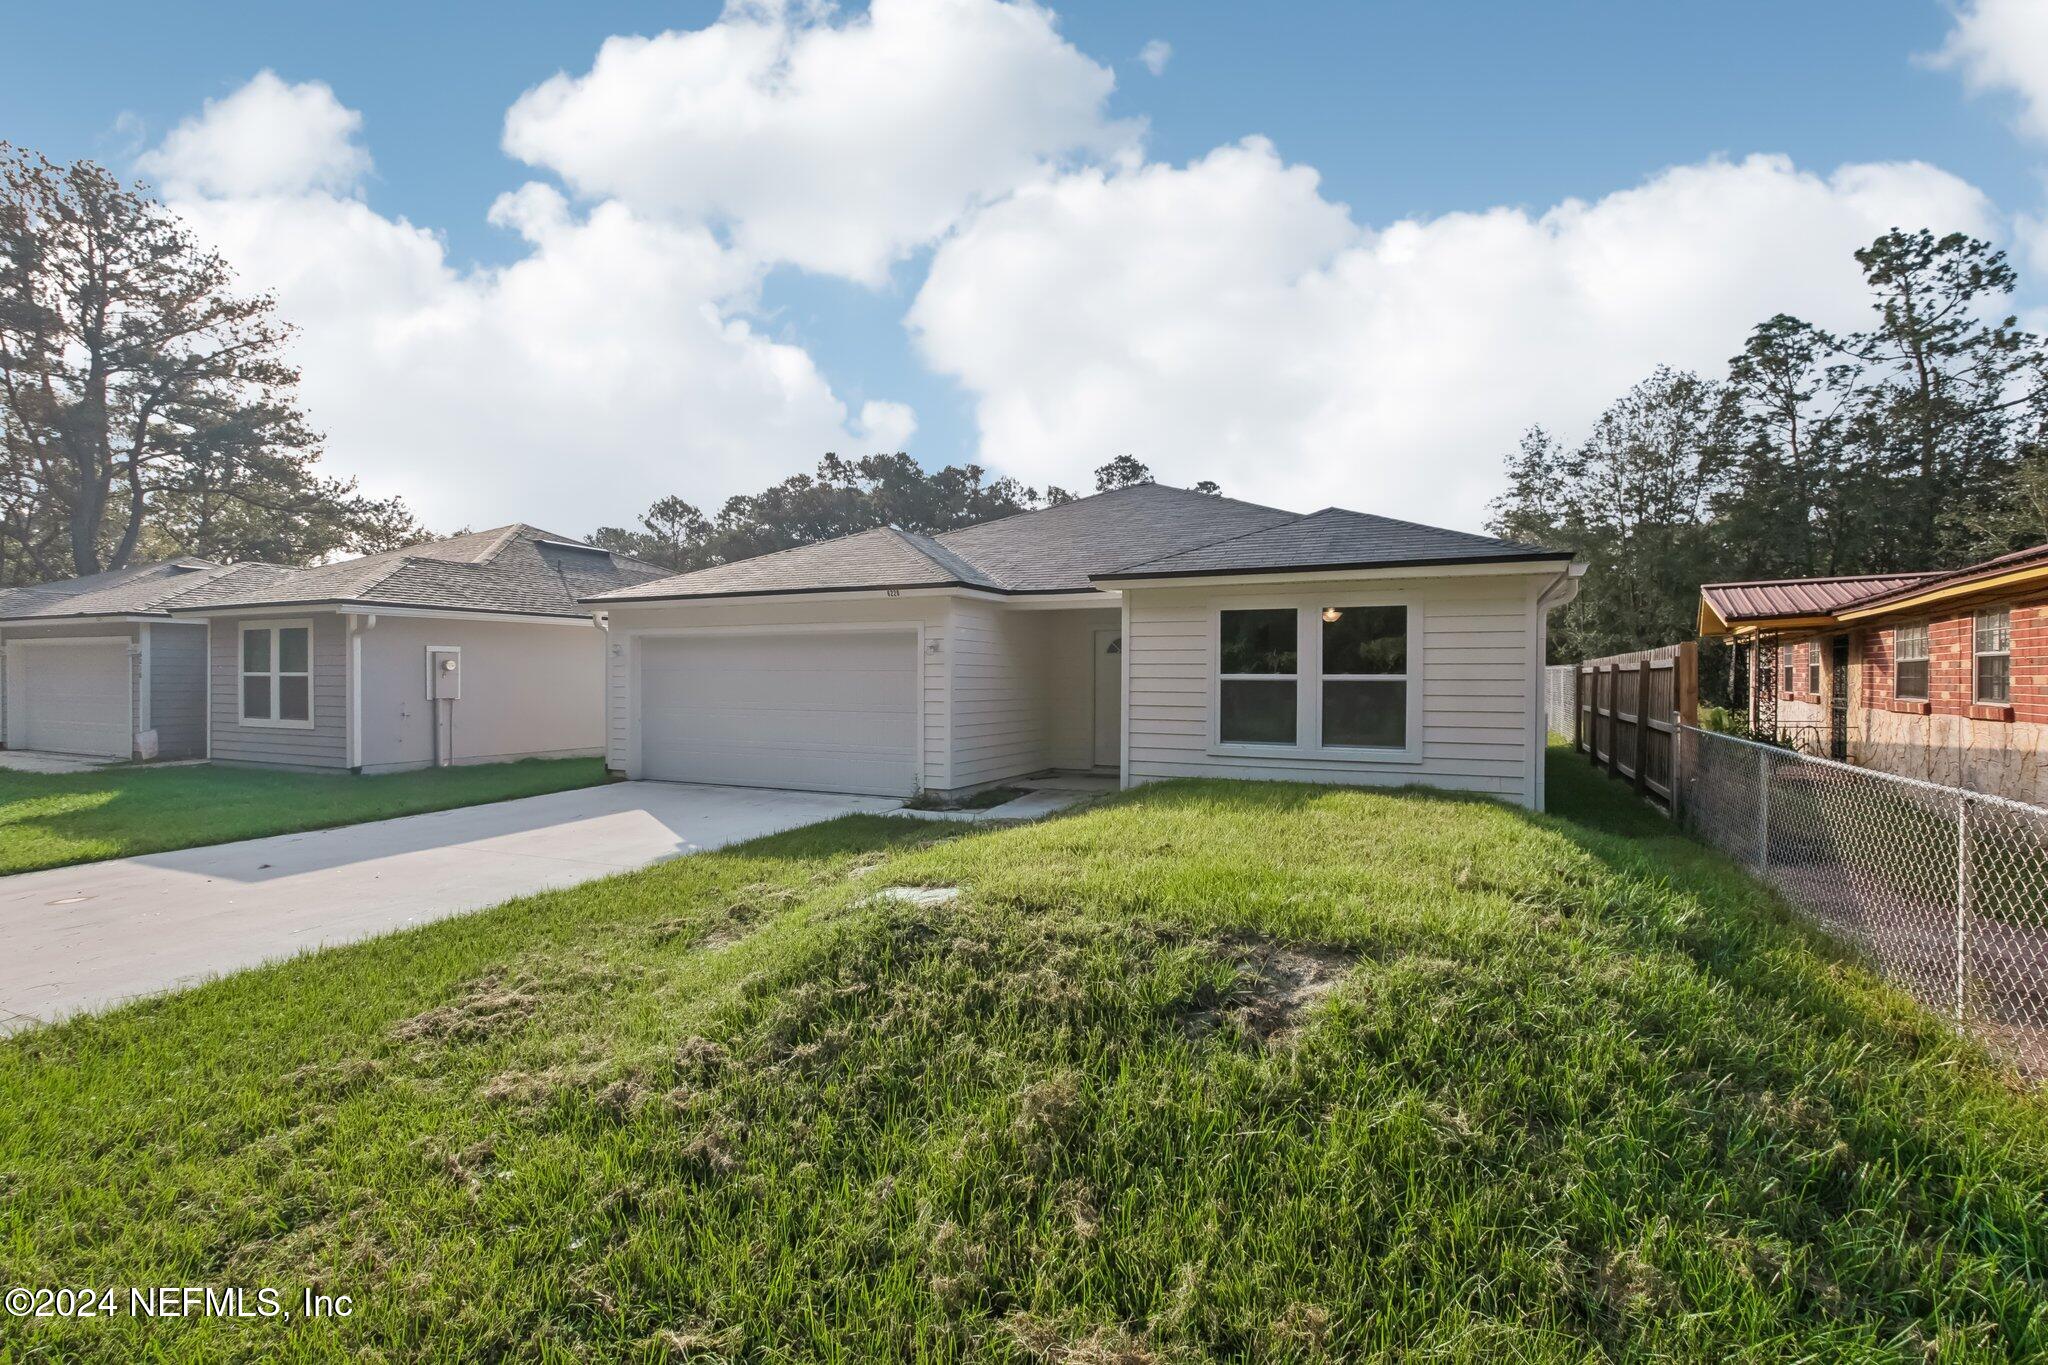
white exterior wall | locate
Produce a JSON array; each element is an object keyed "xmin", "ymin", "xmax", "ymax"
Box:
[
  {"xmin": 602, "ymin": 596, "xmax": 952, "ymax": 789},
  {"xmin": 947, "ymin": 599, "xmax": 1050, "ymax": 789},
  {"xmin": 357, "ymin": 615, "xmax": 606, "ymax": 773},
  {"xmin": 1122, "ymin": 571, "xmax": 1551, "ymax": 807},
  {"xmin": 1046, "ymin": 607, "xmax": 1123, "ymax": 771}
]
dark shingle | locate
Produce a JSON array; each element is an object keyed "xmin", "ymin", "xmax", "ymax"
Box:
[
  {"xmin": 1092, "ymin": 507, "xmax": 1570, "ymax": 581},
  {"xmin": 164, "ymin": 525, "xmax": 668, "ymax": 617},
  {"xmin": 0, "ymin": 559, "xmax": 233, "ymax": 621}
]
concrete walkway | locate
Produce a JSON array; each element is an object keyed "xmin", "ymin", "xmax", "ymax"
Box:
[
  {"xmin": 0, "ymin": 782, "xmax": 897, "ymax": 1030},
  {"xmin": 0, "ymin": 751, "xmax": 119, "ymax": 775}
]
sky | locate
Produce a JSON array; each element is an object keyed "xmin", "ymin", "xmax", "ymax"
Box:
[{"xmin": 4, "ymin": 0, "xmax": 2046, "ymax": 539}]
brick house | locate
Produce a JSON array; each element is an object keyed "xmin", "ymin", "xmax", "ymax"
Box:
[{"xmin": 1698, "ymin": 543, "xmax": 2048, "ymax": 806}]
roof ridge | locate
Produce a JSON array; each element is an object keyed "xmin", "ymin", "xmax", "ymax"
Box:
[
  {"xmin": 931, "ymin": 481, "xmax": 1293, "ymax": 548},
  {"xmin": 886, "ymin": 526, "xmax": 998, "ymax": 588},
  {"xmin": 1702, "ymin": 570, "xmax": 1948, "ymax": 589},
  {"xmin": 1096, "ymin": 508, "xmax": 1318, "ymax": 576}
]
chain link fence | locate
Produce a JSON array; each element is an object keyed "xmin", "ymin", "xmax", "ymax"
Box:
[
  {"xmin": 1544, "ymin": 663, "xmax": 1576, "ymax": 740},
  {"xmin": 1678, "ymin": 724, "xmax": 2048, "ymax": 1076}
]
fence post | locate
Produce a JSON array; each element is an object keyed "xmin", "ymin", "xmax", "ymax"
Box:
[
  {"xmin": 1574, "ymin": 668, "xmax": 1585, "ymax": 754},
  {"xmin": 1605, "ymin": 666, "xmax": 1620, "ymax": 779},
  {"xmin": 1755, "ymin": 747, "xmax": 1770, "ymax": 875},
  {"xmin": 1955, "ymin": 795, "xmax": 1971, "ymax": 1023},
  {"xmin": 1634, "ymin": 659, "xmax": 1652, "ymax": 795}
]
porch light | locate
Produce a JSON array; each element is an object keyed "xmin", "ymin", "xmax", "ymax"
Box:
[{"xmin": 1321, "ymin": 607, "xmax": 1343, "ymax": 624}]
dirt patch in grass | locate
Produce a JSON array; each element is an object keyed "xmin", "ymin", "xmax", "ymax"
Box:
[
  {"xmin": 1178, "ymin": 938, "xmax": 1357, "ymax": 1043},
  {"xmin": 389, "ymin": 973, "xmax": 543, "ymax": 1044}
]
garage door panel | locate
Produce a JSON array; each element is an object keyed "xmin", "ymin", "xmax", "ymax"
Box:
[
  {"xmin": 638, "ymin": 632, "xmax": 917, "ymax": 796},
  {"xmin": 9, "ymin": 644, "xmax": 131, "ymax": 759}
]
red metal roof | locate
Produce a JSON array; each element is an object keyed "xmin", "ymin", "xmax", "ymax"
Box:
[
  {"xmin": 1841, "ymin": 541, "xmax": 2048, "ymax": 613},
  {"xmin": 1700, "ymin": 572, "xmax": 1946, "ymax": 624}
]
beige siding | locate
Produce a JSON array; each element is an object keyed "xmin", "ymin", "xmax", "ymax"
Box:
[
  {"xmin": 948, "ymin": 600, "xmax": 1050, "ymax": 788},
  {"xmin": 358, "ymin": 616, "xmax": 605, "ymax": 773},
  {"xmin": 1123, "ymin": 573, "xmax": 1545, "ymax": 805},
  {"xmin": 207, "ymin": 612, "xmax": 350, "ymax": 769},
  {"xmin": 146, "ymin": 622, "xmax": 209, "ymax": 759},
  {"xmin": 1045, "ymin": 607, "xmax": 1121, "ymax": 771},
  {"xmin": 602, "ymin": 596, "xmax": 952, "ymax": 788},
  {"xmin": 0, "ymin": 622, "xmax": 142, "ymax": 756}
]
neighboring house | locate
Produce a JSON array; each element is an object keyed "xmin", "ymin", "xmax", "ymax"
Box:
[
  {"xmin": 158, "ymin": 525, "xmax": 667, "ymax": 773},
  {"xmin": 0, "ymin": 559, "xmax": 241, "ymax": 761},
  {"xmin": 585, "ymin": 483, "xmax": 1582, "ymax": 809},
  {"xmin": 1700, "ymin": 541, "xmax": 2048, "ymax": 804}
]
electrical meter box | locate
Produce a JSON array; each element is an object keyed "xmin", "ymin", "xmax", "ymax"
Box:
[{"xmin": 427, "ymin": 648, "xmax": 462, "ymax": 700}]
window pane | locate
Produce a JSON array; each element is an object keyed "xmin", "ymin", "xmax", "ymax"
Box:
[
  {"xmin": 1978, "ymin": 654, "xmax": 2011, "ymax": 705},
  {"xmin": 1220, "ymin": 679, "xmax": 1296, "ymax": 743},
  {"xmin": 242, "ymin": 629, "xmax": 270, "ymax": 673},
  {"xmin": 279, "ymin": 674, "xmax": 310, "ymax": 722},
  {"xmin": 1976, "ymin": 610, "xmax": 2011, "ymax": 654},
  {"xmin": 1322, "ymin": 605, "xmax": 1405, "ymax": 675},
  {"xmin": 1323, "ymin": 680, "xmax": 1406, "ymax": 748},
  {"xmin": 242, "ymin": 676, "xmax": 272, "ymax": 720},
  {"xmin": 1219, "ymin": 610, "xmax": 1296, "ymax": 675},
  {"xmin": 1896, "ymin": 659, "xmax": 1929, "ymax": 701},
  {"xmin": 278, "ymin": 627, "xmax": 309, "ymax": 674}
]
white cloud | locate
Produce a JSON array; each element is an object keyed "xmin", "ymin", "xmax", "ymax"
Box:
[
  {"xmin": 1929, "ymin": 0, "xmax": 2048, "ymax": 142},
  {"xmin": 146, "ymin": 74, "xmax": 908, "ymax": 532},
  {"xmin": 1139, "ymin": 39, "xmax": 1171, "ymax": 76},
  {"xmin": 138, "ymin": 70, "xmax": 369, "ymax": 197},
  {"xmin": 908, "ymin": 140, "xmax": 1996, "ymax": 530},
  {"xmin": 501, "ymin": 0, "xmax": 1134, "ymax": 285}
]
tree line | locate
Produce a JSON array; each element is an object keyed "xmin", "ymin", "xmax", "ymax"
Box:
[
  {"xmin": 1487, "ymin": 228, "xmax": 2048, "ymax": 667},
  {"xmin": 589, "ymin": 452, "xmax": 1215, "ymax": 572}
]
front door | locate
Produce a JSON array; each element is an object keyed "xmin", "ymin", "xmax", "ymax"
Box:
[
  {"xmin": 1829, "ymin": 634, "xmax": 1850, "ymax": 760},
  {"xmin": 1091, "ymin": 629, "xmax": 1122, "ymax": 769}
]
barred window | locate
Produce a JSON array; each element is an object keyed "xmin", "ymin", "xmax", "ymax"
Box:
[
  {"xmin": 1894, "ymin": 623, "xmax": 1929, "ymax": 701},
  {"xmin": 1974, "ymin": 608, "xmax": 2011, "ymax": 705}
]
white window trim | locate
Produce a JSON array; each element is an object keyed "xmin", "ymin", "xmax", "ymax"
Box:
[
  {"xmin": 239, "ymin": 618, "xmax": 315, "ymax": 730},
  {"xmin": 1894, "ymin": 621, "xmax": 1930, "ymax": 701},
  {"xmin": 1208, "ymin": 595, "xmax": 1424, "ymax": 764},
  {"xmin": 1974, "ymin": 606, "xmax": 2012, "ymax": 706}
]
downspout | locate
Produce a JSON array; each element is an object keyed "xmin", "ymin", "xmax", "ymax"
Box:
[
  {"xmin": 592, "ymin": 610, "xmax": 611, "ymax": 776},
  {"xmin": 1530, "ymin": 562, "xmax": 1585, "ymax": 813}
]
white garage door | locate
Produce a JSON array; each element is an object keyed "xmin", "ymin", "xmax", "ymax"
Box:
[
  {"xmin": 8, "ymin": 643, "xmax": 131, "ymax": 759},
  {"xmin": 638, "ymin": 630, "xmax": 919, "ymax": 796}
]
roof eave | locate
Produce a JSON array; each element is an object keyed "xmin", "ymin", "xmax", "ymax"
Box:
[
  {"xmin": 166, "ymin": 598, "xmax": 593, "ymax": 622},
  {"xmin": 1837, "ymin": 559, "xmax": 2048, "ymax": 622},
  {"xmin": 584, "ymin": 581, "xmax": 1118, "ymax": 606},
  {"xmin": 1088, "ymin": 550, "xmax": 1577, "ymax": 585}
]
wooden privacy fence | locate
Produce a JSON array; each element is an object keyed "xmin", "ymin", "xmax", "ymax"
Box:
[{"xmin": 1573, "ymin": 643, "xmax": 1699, "ymax": 812}]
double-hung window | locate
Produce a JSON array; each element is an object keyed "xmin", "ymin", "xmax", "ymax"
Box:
[
  {"xmin": 1975, "ymin": 608, "xmax": 2011, "ymax": 705},
  {"xmin": 1893, "ymin": 623, "xmax": 1929, "ymax": 701},
  {"xmin": 1319, "ymin": 605, "xmax": 1408, "ymax": 748},
  {"xmin": 1782, "ymin": 651, "xmax": 1797, "ymax": 697},
  {"xmin": 1217, "ymin": 609, "xmax": 1297, "ymax": 744},
  {"xmin": 241, "ymin": 621, "xmax": 313, "ymax": 727},
  {"xmin": 1215, "ymin": 602, "xmax": 1416, "ymax": 754},
  {"xmin": 1806, "ymin": 642, "xmax": 1820, "ymax": 696}
]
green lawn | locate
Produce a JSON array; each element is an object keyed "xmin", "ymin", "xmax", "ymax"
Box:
[
  {"xmin": 0, "ymin": 757, "xmax": 607, "ymax": 875},
  {"xmin": 3, "ymin": 748, "xmax": 2044, "ymax": 1359}
]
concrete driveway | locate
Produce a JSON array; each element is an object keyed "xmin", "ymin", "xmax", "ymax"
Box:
[{"xmin": 0, "ymin": 782, "xmax": 897, "ymax": 1030}]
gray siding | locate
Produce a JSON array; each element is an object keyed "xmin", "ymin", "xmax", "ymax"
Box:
[
  {"xmin": 207, "ymin": 612, "xmax": 350, "ymax": 769},
  {"xmin": 146, "ymin": 622, "xmax": 209, "ymax": 759},
  {"xmin": 947, "ymin": 600, "xmax": 1050, "ymax": 788},
  {"xmin": 0, "ymin": 622, "xmax": 141, "ymax": 755}
]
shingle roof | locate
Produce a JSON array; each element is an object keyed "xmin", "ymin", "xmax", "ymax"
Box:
[
  {"xmin": 0, "ymin": 559, "xmax": 235, "ymax": 621},
  {"xmin": 1093, "ymin": 506, "xmax": 1569, "ymax": 581},
  {"xmin": 164, "ymin": 525, "xmax": 668, "ymax": 617},
  {"xmin": 588, "ymin": 483, "xmax": 1361, "ymax": 603},
  {"xmin": 1699, "ymin": 572, "xmax": 1948, "ymax": 625}
]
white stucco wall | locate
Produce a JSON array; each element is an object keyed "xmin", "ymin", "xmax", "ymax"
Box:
[{"xmin": 357, "ymin": 615, "xmax": 606, "ymax": 773}]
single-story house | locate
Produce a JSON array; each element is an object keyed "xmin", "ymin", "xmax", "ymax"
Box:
[
  {"xmin": 1700, "ymin": 541, "xmax": 2048, "ymax": 804},
  {"xmin": 0, "ymin": 558, "xmax": 240, "ymax": 760},
  {"xmin": 585, "ymin": 483, "xmax": 1583, "ymax": 809},
  {"xmin": 148, "ymin": 524, "xmax": 667, "ymax": 773}
]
